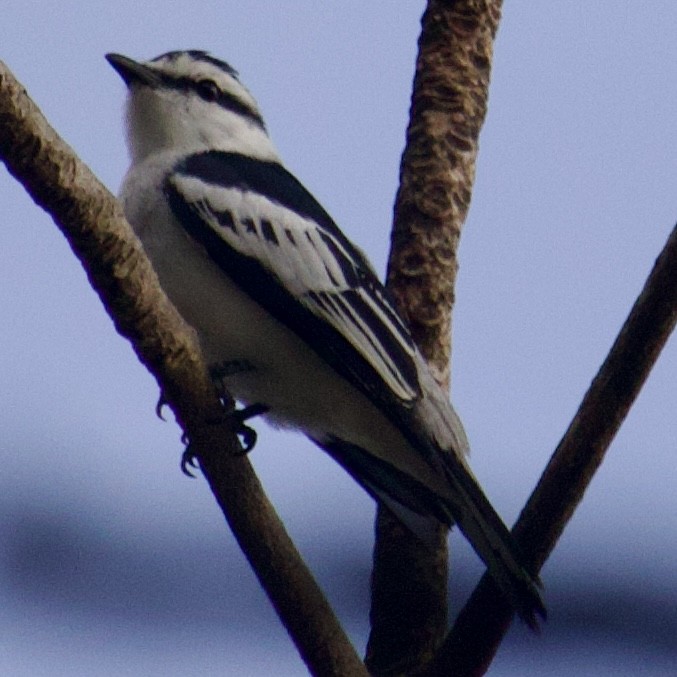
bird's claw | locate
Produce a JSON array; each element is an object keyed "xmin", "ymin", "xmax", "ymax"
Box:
[
  {"xmin": 234, "ymin": 424, "xmax": 257, "ymax": 455},
  {"xmin": 180, "ymin": 446, "xmax": 199, "ymax": 477},
  {"xmin": 155, "ymin": 392, "xmax": 169, "ymax": 421},
  {"xmin": 231, "ymin": 403, "xmax": 269, "ymax": 455},
  {"xmin": 179, "ymin": 402, "xmax": 269, "ymax": 472}
]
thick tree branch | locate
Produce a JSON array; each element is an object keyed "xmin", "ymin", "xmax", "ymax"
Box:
[
  {"xmin": 0, "ymin": 61, "xmax": 368, "ymax": 677},
  {"xmin": 428, "ymin": 224, "xmax": 677, "ymax": 676},
  {"xmin": 367, "ymin": 1, "xmax": 503, "ymax": 674}
]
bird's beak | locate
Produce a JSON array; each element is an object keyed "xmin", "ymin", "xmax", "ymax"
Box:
[{"xmin": 106, "ymin": 53, "xmax": 160, "ymax": 87}]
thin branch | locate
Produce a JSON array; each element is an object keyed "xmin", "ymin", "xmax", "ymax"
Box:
[
  {"xmin": 428, "ymin": 224, "xmax": 677, "ymax": 676},
  {"xmin": 367, "ymin": 1, "xmax": 503, "ymax": 673},
  {"xmin": 0, "ymin": 61, "xmax": 368, "ymax": 677}
]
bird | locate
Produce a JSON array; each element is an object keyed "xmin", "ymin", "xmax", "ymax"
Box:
[{"xmin": 106, "ymin": 49, "xmax": 545, "ymax": 626}]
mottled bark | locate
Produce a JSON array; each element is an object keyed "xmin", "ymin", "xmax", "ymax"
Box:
[{"xmin": 367, "ymin": 1, "xmax": 503, "ymax": 674}]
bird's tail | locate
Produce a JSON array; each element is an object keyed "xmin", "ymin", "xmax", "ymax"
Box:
[
  {"xmin": 315, "ymin": 433, "xmax": 545, "ymax": 628},
  {"xmin": 434, "ymin": 447, "xmax": 545, "ymax": 628},
  {"xmin": 404, "ymin": 360, "xmax": 546, "ymax": 626}
]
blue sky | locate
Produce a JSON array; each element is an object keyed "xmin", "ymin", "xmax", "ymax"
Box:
[{"xmin": 2, "ymin": 3, "xmax": 676, "ymax": 675}]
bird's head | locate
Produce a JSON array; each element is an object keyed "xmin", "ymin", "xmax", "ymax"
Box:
[{"xmin": 107, "ymin": 50, "xmax": 278, "ymax": 163}]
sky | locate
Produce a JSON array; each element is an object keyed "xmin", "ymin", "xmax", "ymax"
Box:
[{"xmin": 1, "ymin": 2, "xmax": 676, "ymax": 675}]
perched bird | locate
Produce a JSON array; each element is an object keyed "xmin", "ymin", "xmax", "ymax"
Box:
[{"xmin": 107, "ymin": 50, "xmax": 545, "ymax": 625}]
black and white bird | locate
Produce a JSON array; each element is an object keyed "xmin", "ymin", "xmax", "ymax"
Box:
[{"xmin": 107, "ymin": 50, "xmax": 545, "ymax": 626}]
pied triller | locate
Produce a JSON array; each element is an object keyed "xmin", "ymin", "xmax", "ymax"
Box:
[{"xmin": 106, "ymin": 50, "xmax": 545, "ymax": 626}]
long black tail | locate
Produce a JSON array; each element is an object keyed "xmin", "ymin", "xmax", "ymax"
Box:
[
  {"xmin": 315, "ymin": 434, "xmax": 546, "ymax": 628},
  {"xmin": 436, "ymin": 450, "xmax": 545, "ymax": 628}
]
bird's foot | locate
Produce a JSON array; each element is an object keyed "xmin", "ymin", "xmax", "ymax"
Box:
[
  {"xmin": 180, "ymin": 402, "xmax": 269, "ymax": 477},
  {"xmin": 230, "ymin": 402, "xmax": 270, "ymax": 454}
]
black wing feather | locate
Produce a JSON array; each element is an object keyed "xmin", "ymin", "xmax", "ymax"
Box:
[{"xmin": 164, "ymin": 150, "xmax": 421, "ymax": 414}]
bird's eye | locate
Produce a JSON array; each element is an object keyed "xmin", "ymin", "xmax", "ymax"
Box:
[{"xmin": 196, "ymin": 79, "xmax": 220, "ymax": 102}]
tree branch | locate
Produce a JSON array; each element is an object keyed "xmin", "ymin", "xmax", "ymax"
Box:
[
  {"xmin": 367, "ymin": 1, "xmax": 503, "ymax": 673},
  {"xmin": 0, "ymin": 60, "xmax": 368, "ymax": 677},
  {"xmin": 428, "ymin": 224, "xmax": 677, "ymax": 676}
]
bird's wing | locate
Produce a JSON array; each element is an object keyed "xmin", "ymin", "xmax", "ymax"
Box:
[
  {"xmin": 164, "ymin": 150, "xmax": 420, "ymax": 406},
  {"xmin": 164, "ymin": 153, "xmax": 547, "ymax": 627}
]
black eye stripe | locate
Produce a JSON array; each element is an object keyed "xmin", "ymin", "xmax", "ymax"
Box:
[{"xmin": 155, "ymin": 72, "xmax": 266, "ymax": 130}]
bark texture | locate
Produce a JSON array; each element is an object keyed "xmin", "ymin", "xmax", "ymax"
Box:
[{"xmin": 367, "ymin": 2, "xmax": 503, "ymax": 674}]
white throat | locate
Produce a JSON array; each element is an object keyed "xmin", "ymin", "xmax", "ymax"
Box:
[{"xmin": 124, "ymin": 86, "xmax": 280, "ymax": 165}]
